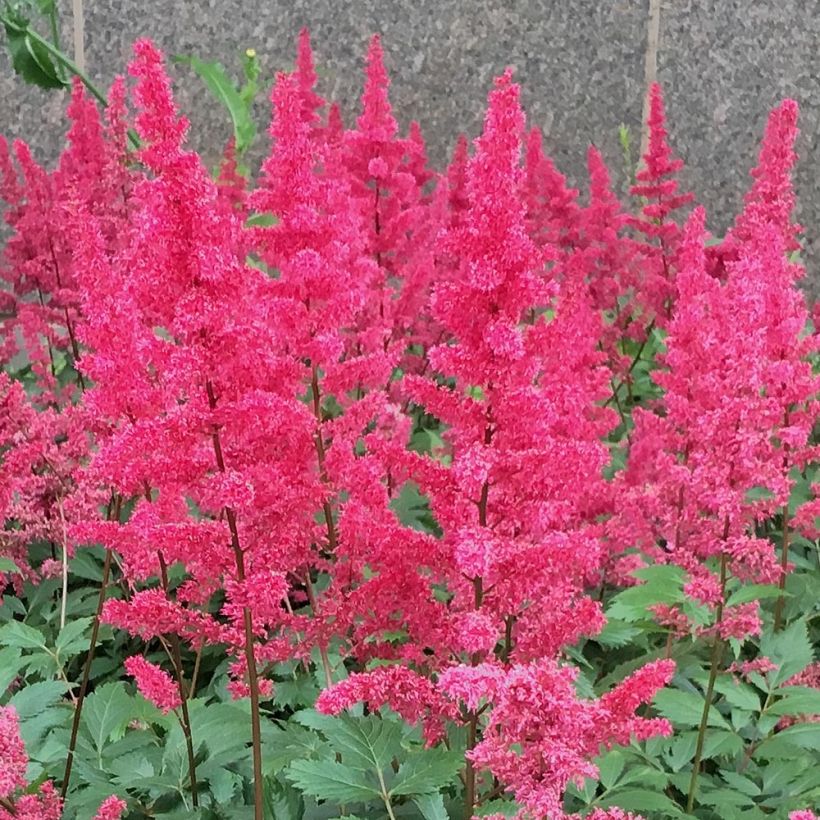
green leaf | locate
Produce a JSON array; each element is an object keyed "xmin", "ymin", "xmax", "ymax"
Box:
[
  {"xmin": 0, "ymin": 646, "xmax": 24, "ymax": 693},
  {"xmin": 286, "ymin": 758, "xmax": 381, "ymax": 803},
  {"xmin": 593, "ymin": 619, "xmax": 642, "ymax": 648},
  {"xmin": 596, "ymin": 749, "xmax": 626, "ymax": 789},
  {"xmin": 726, "ymin": 583, "xmax": 786, "ymax": 607},
  {"xmin": 8, "ymin": 680, "xmax": 70, "ymax": 749},
  {"xmin": 473, "ymin": 800, "xmax": 519, "ymax": 817},
  {"xmin": 653, "ymin": 688, "xmax": 730, "ymax": 729},
  {"xmin": 412, "ymin": 792, "xmax": 448, "ymax": 820},
  {"xmin": 599, "ymin": 788, "xmax": 682, "ymax": 814},
  {"xmin": 55, "ymin": 616, "xmax": 93, "ymax": 657},
  {"xmin": 174, "ymin": 55, "xmax": 255, "ymax": 153},
  {"xmin": 713, "ymin": 679, "xmax": 761, "ymax": 712},
  {"xmin": 294, "ymin": 712, "xmax": 404, "ymax": 773},
  {"xmin": 245, "ymin": 212, "xmax": 278, "ymax": 228},
  {"xmin": 0, "ymin": 619, "xmax": 47, "ymax": 649},
  {"xmin": 768, "ymin": 685, "xmax": 820, "ymax": 717},
  {"xmin": 391, "ymin": 748, "xmax": 463, "ymax": 797},
  {"xmin": 760, "ymin": 619, "xmax": 814, "ymax": 686},
  {"xmin": 756, "ymin": 723, "xmax": 820, "ymax": 758},
  {"xmin": 606, "ymin": 567, "xmax": 685, "ymax": 622},
  {"xmin": 1, "ymin": 10, "xmax": 67, "ymax": 89},
  {"xmin": 83, "ymin": 682, "xmax": 138, "ymax": 754},
  {"xmin": 262, "ymin": 775, "xmax": 303, "ymax": 820}
]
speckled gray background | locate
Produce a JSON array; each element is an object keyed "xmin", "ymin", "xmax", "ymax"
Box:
[{"xmin": 1, "ymin": 0, "xmax": 818, "ymax": 284}]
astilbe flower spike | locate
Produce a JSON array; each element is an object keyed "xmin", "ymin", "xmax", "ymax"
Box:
[
  {"xmin": 70, "ymin": 39, "xmax": 323, "ymax": 812},
  {"xmin": 92, "ymin": 795, "xmax": 128, "ymax": 820},
  {"xmin": 629, "ymin": 83, "xmax": 694, "ymax": 324},
  {"xmin": 318, "ymin": 69, "xmax": 672, "ymax": 819},
  {"xmin": 124, "ymin": 655, "xmax": 182, "ymax": 713}
]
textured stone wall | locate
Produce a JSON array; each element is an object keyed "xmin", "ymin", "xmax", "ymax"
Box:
[{"xmin": 1, "ymin": 0, "xmax": 818, "ymax": 281}]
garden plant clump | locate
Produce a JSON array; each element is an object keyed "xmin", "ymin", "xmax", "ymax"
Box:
[{"xmin": 0, "ymin": 29, "xmax": 819, "ymax": 820}]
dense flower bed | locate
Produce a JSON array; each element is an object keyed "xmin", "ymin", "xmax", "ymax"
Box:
[{"xmin": 0, "ymin": 31, "xmax": 818, "ymax": 820}]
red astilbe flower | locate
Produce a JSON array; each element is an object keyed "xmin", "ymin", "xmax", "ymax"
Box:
[
  {"xmin": 72, "ymin": 40, "xmax": 318, "ymax": 703},
  {"xmin": 341, "ymin": 35, "xmax": 437, "ymax": 359},
  {"xmin": 557, "ymin": 146, "xmax": 642, "ymax": 380},
  {"xmin": 628, "ymin": 84, "xmax": 694, "ymax": 325},
  {"xmin": 716, "ymin": 98, "xmax": 801, "ymax": 272},
  {"xmin": 443, "ymin": 659, "xmax": 673, "ymax": 820},
  {"xmin": 0, "ymin": 82, "xmax": 132, "ymax": 593},
  {"xmin": 524, "ymin": 125, "xmax": 581, "ymax": 250},
  {"xmin": 294, "ymin": 27, "xmax": 326, "ymax": 130},
  {"xmin": 215, "ymin": 138, "xmax": 248, "ymax": 216},
  {"xmin": 92, "ymin": 796, "xmax": 128, "ymax": 820},
  {"xmin": 615, "ymin": 203, "xmax": 819, "ymax": 636},
  {"xmin": 318, "ymin": 70, "xmax": 669, "ymax": 818},
  {"xmin": 124, "ymin": 655, "xmax": 182, "ymax": 713},
  {"xmin": 0, "ymin": 80, "xmax": 133, "ymax": 394}
]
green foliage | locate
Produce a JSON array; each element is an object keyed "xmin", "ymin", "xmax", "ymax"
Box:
[
  {"xmin": 1, "ymin": 2, "xmax": 67, "ymax": 90},
  {"xmin": 174, "ymin": 53, "xmax": 258, "ymax": 155}
]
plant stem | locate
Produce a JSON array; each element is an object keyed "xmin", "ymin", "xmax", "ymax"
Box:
[
  {"xmin": 465, "ymin": 420, "xmax": 493, "ymax": 818},
  {"xmin": 307, "ymin": 366, "xmax": 339, "ymax": 686},
  {"xmin": 686, "ymin": 552, "xmax": 728, "ymax": 813},
  {"xmin": 206, "ymin": 380, "xmax": 264, "ymax": 820},
  {"xmin": 304, "ymin": 575, "xmax": 334, "ymax": 688},
  {"xmin": 377, "ymin": 767, "xmax": 398, "ymax": 820},
  {"xmin": 58, "ymin": 498, "xmax": 68, "ymax": 629},
  {"xmin": 773, "ymin": 506, "xmax": 791, "ymax": 631},
  {"xmin": 157, "ymin": 553, "xmax": 199, "ymax": 807},
  {"xmin": 61, "ymin": 495, "xmax": 120, "ymax": 799}
]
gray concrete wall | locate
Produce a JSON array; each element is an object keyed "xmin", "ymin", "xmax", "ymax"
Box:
[{"xmin": 1, "ymin": 1, "xmax": 818, "ymax": 281}]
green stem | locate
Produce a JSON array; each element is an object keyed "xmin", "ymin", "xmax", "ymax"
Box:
[
  {"xmin": 206, "ymin": 380, "xmax": 264, "ymax": 820},
  {"xmin": 686, "ymin": 552, "xmax": 728, "ymax": 812},
  {"xmin": 46, "ymin": 3, "xmax": 64, "ymax": 80},
  {"xmin": 61, "ymin": 496, "xmax": 120, "ymax": 798}
]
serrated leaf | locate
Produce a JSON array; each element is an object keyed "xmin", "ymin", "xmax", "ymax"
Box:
[
  {"xmin": 262, "ymin": 774, "xmax": 303, "ymax": 820},
  {"xmin": 596, "ymin": 749, "xmax": 626, "ymax": 789},
  {"xmin": 599, "ymin": 788, "xmax": 682, "ymax": 814},
  {"xmin": 653, "ymin": 688, "xmax": 730, "ymax": 729},
  {"xmin": 761, "ymin": 619, "xmax": 814, "ymax": 686},
  {"xmin": 666, "ymin": 732, "xmax": 698, "ymax": 771},
  {"xmin": 714, "ymin": 679, "xmax": 761, "ymax": 712},
  {"xmin": 8, "ymin": 680, "xmax": 70, "ymax": 749},
  {"xmin": 83, "ymin": 682, "xmax": 138, "ymax": 753},
  {"xmin": 55, "ymin": 616, "xmax": 93, "ymax": 656},
  {"xmin": 594, "ymin": 619, "xmax": 641, "ymax": 648},
  {"xmin": 767, "ymin": 686, "xmax": 820, "ymax": 717},
  {"xmin": 262, "ymin": 721, "xmax": 329, "ymax": 773},
  {"xmin": 390, "ymin": 748, "xmax": 462, "ymax": 797},
  {"xmin": 0, "ymin": 646, "xmax": 24, "ymax": 692},
  {"xmin": 294, "ymin": 712, "xmax": 404, "ymax": 773},
  {"xmin": 0, "ymin": 556, "xmax": 21, "ymax": 574},
  {"xmin": 286, "ymin": 758, "xmax": 381, "ymax": 803},
  {"xmin": 473, "ymin": 799, "xmax": 519, "ymax": 817},
  {"xmin": 606, "ymin": 573, "xmax": 685, "ymax": 622},
  {"xmin": 726, "ymin": 583, "xmax": 786, "ymax": 607},
  {"xmin": 0, "ymin": 619, "xmax": 47, "ymax": 649},
  {"xmin": 756, "ymin": 723, "xmax": 820, "ymax": 758}
]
